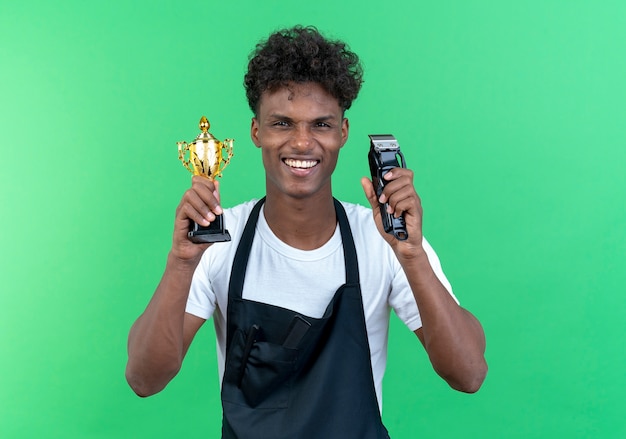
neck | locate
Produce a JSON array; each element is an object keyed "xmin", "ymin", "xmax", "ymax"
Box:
[{"xmin": 263, "ymin": 191, "xmax": 337, "ymax": 250}]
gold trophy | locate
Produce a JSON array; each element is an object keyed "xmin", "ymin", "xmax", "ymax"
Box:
[{"xmin": 177, "ymin": 116, "xmax": 234, "ymax": 243}]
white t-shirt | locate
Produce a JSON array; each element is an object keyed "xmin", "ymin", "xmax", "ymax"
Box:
[{"xmin": 186, "ymin": 199, "xmax": 456, "ymax": 410}]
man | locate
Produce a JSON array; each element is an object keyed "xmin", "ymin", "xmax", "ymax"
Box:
[{"xmin": 126, "ymin": 26, "xmax": 487, "ymax": 438}]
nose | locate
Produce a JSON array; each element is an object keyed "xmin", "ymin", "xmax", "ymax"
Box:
[{"xmin": 292, "ymin": 124, "xmax": 312, "ymax": 151}]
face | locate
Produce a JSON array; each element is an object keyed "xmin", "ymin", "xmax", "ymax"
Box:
[{"xmin": 251, "ymin": 82, "xmax": 349, "ymax": 201}]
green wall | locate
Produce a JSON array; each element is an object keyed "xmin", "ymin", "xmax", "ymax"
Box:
[{"xmin": 1, "ymin": 1, "xmax": 625, "ymax": 437}]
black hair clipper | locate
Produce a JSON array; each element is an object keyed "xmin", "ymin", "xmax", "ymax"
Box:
[{"xmin": 368, "ymin": 134, "xmax": 409, "ymax": 241}]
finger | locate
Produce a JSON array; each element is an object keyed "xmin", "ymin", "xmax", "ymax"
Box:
[
  {"xmin": 191, "ymin": 176, "xmax": 223, "ymax": 215},
  {"xmin": 382, "ymin": 167, "xmax": 411, "ymax": 180},
  {"xmin": 384, "ymin": 177, "xmax": 414, "ymax": 205},
  {"xmin": 381, "ymin": 168, "xmax": 412, "ymax": 198},
  {"xmin": 388, "ymin": 189, "xmax": 420, "ymax": 218},
  {"xmin": 360, "ymin": 177, "xmax": 378, "ymax": 209},
  {"xmin": 213, "ymin": 179, "xmax": 221, "ymax": 205},
  {"xmin": 381, "ymin": 173, "xmax": 420, "ymax": 217},
  {"xmin": 178, "ymin": 191, "xmax": 214, "ymax": 227},
  {"xmin": 361, "ymin": 176, "xmax": 388, "ymax": 238},
  {"xmin": 382, "ymin": 168, "xmax": 413, "ymax": 186},
  {"xmin": 178, "ymin": 182, "xmax": 220, "ymax": 226}
]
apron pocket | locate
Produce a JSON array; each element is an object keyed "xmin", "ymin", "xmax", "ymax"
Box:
[
  {"xmin": 223, "ymin": 328, "xmax": 297, "ymax": 409},
  {"xmin": 240, "ymin": 341, "xmax": 297, "ymax": 408}
]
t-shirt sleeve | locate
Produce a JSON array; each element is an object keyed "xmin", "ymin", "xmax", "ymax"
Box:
[
  {"xmin": 183, "ymin": 201, "xmax": 255, "ymax": 322},
  {"xmin": 389, "ymin": 237, "xmax": 458, "ymax": 332},
  {"xmin": 185, "ymin": 255, "xmax": 217, "ymax": 320}
]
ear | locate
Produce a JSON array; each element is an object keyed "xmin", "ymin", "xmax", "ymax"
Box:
[
  {"xmin": 340, "ymin": 118, "xmax": 350, "ymax": 147},
  {"xmin": 250, "ymin": 117, "xmax": 261, "ymax": 147}
]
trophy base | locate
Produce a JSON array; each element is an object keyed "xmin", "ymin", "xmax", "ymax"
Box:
[{"xmin": 188, "ymin": 215, "xmax": 231, "ymax": 243}]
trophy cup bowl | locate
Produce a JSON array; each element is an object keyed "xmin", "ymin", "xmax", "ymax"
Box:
[{"xmin": 177, "ymin": 116, "xmax": 234, "ymax": 243}]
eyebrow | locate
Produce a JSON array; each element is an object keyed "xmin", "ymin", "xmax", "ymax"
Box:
[{"xmin": 268, "ymin": 113, "xmax": 339, "ymax": 123}]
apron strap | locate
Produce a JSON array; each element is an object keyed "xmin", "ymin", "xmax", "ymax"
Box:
[
  {"xmin": 333, "ymin": 198, "xmax": 359, "ymax": 286},
  {"xmin": 227, "ymin": 197, "xmax": 266, "ymax": 300},
  {"xmin": 227, "ymin": 198, "xmax": 360, "ymax": 300}
]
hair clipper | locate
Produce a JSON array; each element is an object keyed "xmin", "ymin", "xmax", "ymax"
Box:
[{"xmin": 368, "ymin": 134, "xmax": 408, "ymax": 241}]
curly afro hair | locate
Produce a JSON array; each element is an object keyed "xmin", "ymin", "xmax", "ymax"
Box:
[{"xmin": 244, "ymin": 25, "xmax": 364, "ymax": 115}]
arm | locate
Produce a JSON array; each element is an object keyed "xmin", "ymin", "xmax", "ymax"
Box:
[
  {"xmin": 361, "ymin": 172, "xmax": 487, "ymax": 393},
  {"xmin": 125, "ymin": 176, "xmax": 223, "ymax": 396}
]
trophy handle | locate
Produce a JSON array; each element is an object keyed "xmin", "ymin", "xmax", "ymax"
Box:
[
  {"xmin": 217, "ymin": 138, "xmax": 234, "ymax": 177},
  {"xmin": 177, "ymin": 141, "xmax": 195, "ymax": 174}
]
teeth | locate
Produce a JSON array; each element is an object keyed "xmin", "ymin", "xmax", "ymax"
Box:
[{"xmin": 285, "ymin": 159, "xmax": 318, "ymax": 169}]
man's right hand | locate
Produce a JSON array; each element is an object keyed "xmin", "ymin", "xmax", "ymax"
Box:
[
  {"xmin": 126, "ymin": 175, "xmax": 216, "ymax": 397},
  {"xmin": 171, "ymin": 175, "xmax": 223, "ymax": 263}
]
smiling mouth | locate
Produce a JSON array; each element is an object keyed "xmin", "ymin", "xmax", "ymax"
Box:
[{"xmin": 284, "ymin": 158, "xmax": 319, "ymax": 169}]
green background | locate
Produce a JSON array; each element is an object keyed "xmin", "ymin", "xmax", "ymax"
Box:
[{"xmin": 1, "ymin": 0, "xmax": 625, "ymax": 437}]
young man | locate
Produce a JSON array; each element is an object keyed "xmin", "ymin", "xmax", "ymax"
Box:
[{"xmin": 126, "ymin": 26, "xmax": 487, "ymax": 438}]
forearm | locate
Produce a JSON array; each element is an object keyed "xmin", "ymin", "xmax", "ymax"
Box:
[
  {"xmin": 402, "ymin": 249, "xmax": 487, "ymax": 393},
  {"xmin": 125, "ymin": 253, "xmax": 198, "ymax": 396}
]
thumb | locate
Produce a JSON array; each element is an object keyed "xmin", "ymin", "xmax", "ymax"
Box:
[
  {"xmin": 213, "ymin": 179, "xmax": 221, "ymax": 203},
  {"xmin": 360, "ymin": 177, "xmax": 378, "ymax": 209}
]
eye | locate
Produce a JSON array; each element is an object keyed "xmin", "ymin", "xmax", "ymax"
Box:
[
  {"xmin": 272, "ymin": 120, "xmax": 290, "ymax": 127},
  {"xmin": 315, "ymin": 121, "xmax": 332, "ymax": 128}
]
